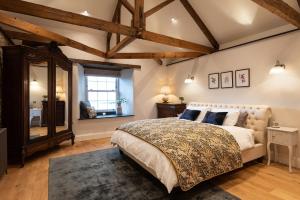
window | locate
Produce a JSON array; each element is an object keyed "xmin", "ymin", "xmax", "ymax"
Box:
[{"xmin": 86, "ymin": 76, "xmax": 118, "ymax": 112}]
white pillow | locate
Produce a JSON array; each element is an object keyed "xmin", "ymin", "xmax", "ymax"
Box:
[
  {"xmin": 195, "ymin": 108, "xmax": 211, "ymax": 122},
  {"xmin": 211, "ymin": 108, "xmax": 240, "ymax": 126}
]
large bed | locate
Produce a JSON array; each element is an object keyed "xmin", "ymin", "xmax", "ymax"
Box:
[{"xmin": 111, "ymin": 103, "xmax": 272, "ymax": 193}]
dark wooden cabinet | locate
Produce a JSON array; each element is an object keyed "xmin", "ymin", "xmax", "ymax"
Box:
[
  {"xmin": 156, "ymin": 103, "xmax": 186, "ymax": 118},
  {"xmin": 42, "ymin": 101, "xmax": 65, "ymax": 126},
  {"xmin": 2, "ymin": 44, "xmax": 74, "ymax": 165}
]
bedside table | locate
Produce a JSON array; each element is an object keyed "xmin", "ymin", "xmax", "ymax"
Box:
[
  {"xmin": 267, "ymin": 127, "xmax": 298, "ymax": 172},
  {"xmin": 156, "ymin": 103, "xmax": 186, "ymax": 118}
]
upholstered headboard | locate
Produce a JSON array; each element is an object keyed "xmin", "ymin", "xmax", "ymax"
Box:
[{"xmin": 187, "ymin": 102, "xmax": 272, "ymax": 145}]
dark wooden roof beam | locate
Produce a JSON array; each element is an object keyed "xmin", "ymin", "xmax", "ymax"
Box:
[
  {"xmin": 251, "ymin": 0, "xmax": 300, "ymax": 28},
  {"xmin": 111, "ymin": 52, "xmax": 203, "ymax": 59},
  {"xmin": 145, "ymin": 0, "xmax": 175, "ymax": 17},
  {"xmin": 0, "ymin": 12, "xmax": 106, "ymax": 58},
  {"xmin": 180, "ymin": 0, "xmax": 219, "ymax": 49}
]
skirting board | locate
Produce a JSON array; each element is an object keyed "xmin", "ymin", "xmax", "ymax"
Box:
[
  {"xmin": 271, "ymin": 151, "xmax": 300, "ymax": 169},
  {"xmin": 75, "ymin": 131, "xmax": 114, "ymax": 141}
]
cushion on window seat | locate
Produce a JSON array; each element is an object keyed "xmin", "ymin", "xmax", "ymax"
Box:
[{"xmin": 80, "ymin": 101, "xmax": 91, "ymax": 119}]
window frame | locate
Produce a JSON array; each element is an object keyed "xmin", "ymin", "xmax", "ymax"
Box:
[{"xmin": 85, "ymin": 75, "xmax": 119, "ymax": 113}]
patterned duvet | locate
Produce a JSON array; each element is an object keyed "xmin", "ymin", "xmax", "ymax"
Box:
[{"xmin": 118, "ymin": 118, "xmax": 243, "ymax": 191}]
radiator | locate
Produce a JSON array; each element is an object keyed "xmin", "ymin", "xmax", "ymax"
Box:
[{"xmin": 0, "ymin": 128, "xmax": 7, "ymax": 176}]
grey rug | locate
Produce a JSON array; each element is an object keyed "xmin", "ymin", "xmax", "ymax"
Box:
[{"xmin": 49, "ymin": 148, "xmax": 240, "ymax": 200}]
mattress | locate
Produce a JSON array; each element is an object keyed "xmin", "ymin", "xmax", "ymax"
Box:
[{"xmin": 111, "ymin": 125, "xmax": 256, "ymax": 193}]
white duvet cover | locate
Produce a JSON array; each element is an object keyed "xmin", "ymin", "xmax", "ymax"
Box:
[{"xmin": 111, "ymin": 124, "xmax": 255, "ymax": 193}]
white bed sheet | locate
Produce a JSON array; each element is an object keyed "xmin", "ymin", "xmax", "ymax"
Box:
[{"xmin": 111, "ymin": 125, "xmax": 255, "ymax": 193}]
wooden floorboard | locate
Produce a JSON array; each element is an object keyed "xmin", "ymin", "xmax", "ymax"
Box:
[{"xmin": 0, "ymin": 138, "xmax": 299, "ymax": 200}]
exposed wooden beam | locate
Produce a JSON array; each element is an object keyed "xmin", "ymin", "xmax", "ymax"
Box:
[
  {"xmin": 251, "ymin": 0, "xmax": 300, "ymax": 28},
  {"xmin": 0, "ymin": 0, "xmax": 213, "ymax": 52},
  {"xmin": 107, "ymin": 0, "xmax": 122, "ymax": 52},
  {"xmin": 0, "ymin": 12, "xmax": 106, "ymax": 58},
  {"xmin": 180, "ymin": 0, "xmax": 219, "ymax": 49},
  {"xmin": 111, "ymin": 52, "xmax": 203, "ymax": 59},
  {"xmin": 154, "ymin": 58, "xmax": 163, "ymax": 65},
  {"xmin": 140, "ymin": 31, "xmax": 214, "ymax": 54},
  {"xmin": 3, "ymin": 29, "xmax": 63, "ymax": 45},
  {"xmin": 0, "ymin": 0, "xmax": 136, "ymax": 36},
  {"xmin": 120, "ymin": 0, "xmax": 135, "ymax": 15},
  {"xmin": 145, "ymin": 0, "xmax": 175, "ymax": 17},
  {"xmin": 116, "ymin": 4, "xmax": 121, "ymax": 44},
  {"xmin": 70, "ymin": 58, "xmax": 141, "ymax": 69},
  {"xmin": 134, "ymin": 0, "xmax": 144, "ymax": 30},
  {"xmin": 107, "ymin": 37, "xmax": 135, "ymax": 58},
  {"xmin": 0, "ymin": 26, "xmax": 15, "ymax": 45}
]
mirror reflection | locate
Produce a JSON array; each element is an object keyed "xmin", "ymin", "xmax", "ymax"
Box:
[
  {"xmin": 56, "ymin": 65, "xmax": 69, "ymax": 133},
  {"xmin": 29, "ymin": 61, "xmax": 48, "ymax": 140}
]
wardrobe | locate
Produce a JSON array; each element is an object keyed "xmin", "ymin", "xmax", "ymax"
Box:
[{"xmin": 2, "ymin": 44, "xmax": 74, "ymax": 165}]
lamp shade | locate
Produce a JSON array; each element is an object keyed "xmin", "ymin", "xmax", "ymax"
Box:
[
  {"xmin": 56, "ymin": 86, "xmax": 64, "ymax": 93},
  {"xmin": 160, "ymin": 86, "xmax": 171, "ymax": 95}
]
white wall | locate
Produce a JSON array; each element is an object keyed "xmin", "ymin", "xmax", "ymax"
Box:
[
  {"xmin": 119, "ymin": 69, "xmax": 134, "ymax": 115},
  {"xmin": 167, "ymin": 31, "xmax": 300, "ymax": 168}
]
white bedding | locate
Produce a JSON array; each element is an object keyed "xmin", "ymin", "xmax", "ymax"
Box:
[{"xmin": 111, "ymin": 124, "xmax": 255, "ymax": 193}]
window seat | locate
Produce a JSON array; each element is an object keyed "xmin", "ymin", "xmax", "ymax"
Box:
[{"xmin": 79, "ymin": 114, "xmax": 134, "ymax": 120}]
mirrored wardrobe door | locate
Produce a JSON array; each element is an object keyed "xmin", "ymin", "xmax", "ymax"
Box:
[
  {"xmin": 55, "ymin": 63, "xmax": 69, "ymax": 133},
  {"xmin": 29, "ymin": 61, "xmax": 49, "ymax": 141}
]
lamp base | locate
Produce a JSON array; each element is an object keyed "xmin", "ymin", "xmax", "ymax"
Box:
[{"xmin": 162, "ymin": 97, "xmax": 169, "ymax": 103}]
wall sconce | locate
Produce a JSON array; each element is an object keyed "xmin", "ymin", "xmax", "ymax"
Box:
[
  {"xmin": 56, "ymin": 86, "xmax": 64, "ymax": 100},
  {"xmin": 31, "ymin": 79, "xmax": 38, "ymax": 86},
  {"xmin": 160, "ymin": 86, "xmax": 171, "ymax": 103},
  {"xmin": 269, "ymin": 60, "xmax": 285, "ymax": 74},
  {"xmin": 184, "ymin": 74, "xmax": 194, "ymax": 84},
  {"xmin": 30, "ymin": 79, "xmax": 40, "ymax": 91}
]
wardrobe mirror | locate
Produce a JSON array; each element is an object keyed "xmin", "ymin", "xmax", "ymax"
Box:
[
  {"xmin": 29, "ymin": 61, "xmax": 49, "ymax": 141},
  {"xmin": 55, "ymin": 64, "xmax": 69, "ymax": 133}
]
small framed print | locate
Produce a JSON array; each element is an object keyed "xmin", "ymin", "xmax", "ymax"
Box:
[
  {"xmin": 235, "ymin": 68, "xmax": 250, "ymax": 88},
  {"xmin": 221, "ymin": 71, "xmax": 233, "ymax": 89},
  {"xmin": 208, "ymin": 73, "xmax": 219, "ymax": 89}
]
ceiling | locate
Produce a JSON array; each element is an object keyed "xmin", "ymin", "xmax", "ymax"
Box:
[{"xmin": 2, "ymin": 0, "xmax": 300, "ymax": 56}]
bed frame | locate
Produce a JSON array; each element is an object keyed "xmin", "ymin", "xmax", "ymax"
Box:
[{"xmin": 117, "ymin": 102, "xmax": 272, "ymax": 187}]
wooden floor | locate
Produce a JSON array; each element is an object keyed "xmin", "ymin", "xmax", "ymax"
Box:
[{"xmin": 0, "ymin": 138, "xmax": 299, "ymax": 200}]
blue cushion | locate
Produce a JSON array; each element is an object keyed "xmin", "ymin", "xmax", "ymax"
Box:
[
  {"xmin": 202, "ymin": 111, "xmax": 228, "ymax": 125},
  {"xmin": 179, "ymin": 109, "xmax": 201, "ymax": 121}
]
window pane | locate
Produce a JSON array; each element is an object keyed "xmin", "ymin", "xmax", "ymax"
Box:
[
  {"xmin": 106, "ymin": 77, "xmax": 116, "ymax": 82},
  {"xmin": 88, "ymin": 92, "xmax": 98, "ymax": 101},
  {"xmin": 98, "ymin": 92, "xmax": 108, "ymax": 101},
  {"xmin": 86, "ymin": 76, "xmax": 118, "ymax": 112},
  {"xmin": 96, "ymin": 76, "xmax": 106, "ymax": 82},
  {"xmin": 89, "ymin": 100, "xmax": 97, "ymax": 109},
  {"xmin": 98, "ymin": 101, "xmax": 107, "ymax": 110},
  {"xmin": 87, "ymin": 76, "xmax": 98, "ymax": 82},
  {"xmin": 97, "ymin": 81, "xmax": 106, "ymax": 90},
  {"xmin": 107, "ymin": 101, "xmax": 115, "ymax": 110},
  {"xmin": 88, "ymin": 81, "xmax": 97, "ymax": 90},
  {"xmin": 107, "ymin": 81, "xmax": 116, "ymax": 90},
  {"xmin": 107, "ymin": 92, "xmax": 116, "ymax": 101}
]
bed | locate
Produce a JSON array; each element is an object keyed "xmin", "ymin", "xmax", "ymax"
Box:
[{"xmin": 111, "ymin": 103, "xmax": 272, "ymax": 193}]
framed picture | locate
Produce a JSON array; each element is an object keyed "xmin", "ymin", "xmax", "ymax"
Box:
[
  {"xmin": 221, "ymin": 71, "xmax": 233, "ymax": 88},
  {"xmin": 208, "ymin": 73, "xmax": 219, "ymax": 89},
  {"xmin": 235, "ymin": 68, "xmax": 250, "ymax": 87}
]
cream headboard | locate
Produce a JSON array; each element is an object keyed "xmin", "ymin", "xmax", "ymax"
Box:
[{"xmin": 188, "ymin": 102, "xmax": 272, "ymax": 144}]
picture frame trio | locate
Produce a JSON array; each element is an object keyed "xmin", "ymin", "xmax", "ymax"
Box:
[{"xmin": 208, "ymin": 68, "xmax": 250, "ymax": 89}]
